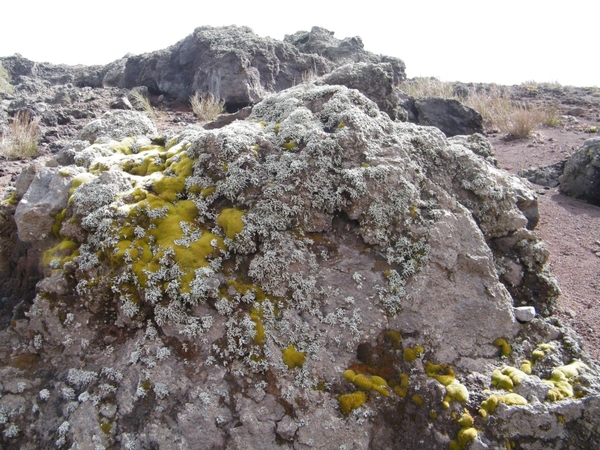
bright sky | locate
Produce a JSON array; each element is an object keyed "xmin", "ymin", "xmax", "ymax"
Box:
[{"xmin": 1, "ymin": 1, "xmax": 598, "ymax": 87}]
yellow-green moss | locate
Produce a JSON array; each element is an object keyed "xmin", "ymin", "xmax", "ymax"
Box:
[
  {"xmin": 43, "ymin": 239, "xmax": 79, "ymax": 268},
  {"xmin": 457, "ymin": 411, "xmax": 474, "ymax": 428},
  {"xmin": 52, "ymin": 209, "xmax": 67, "ymax": 237},
  {"xmin": 343, "ymin": 370, "xmax": 390, "ymax": 396},
  {"xmin": 411, "ymin": 394, "xmax": 423, "ymax": 406},
  {"xmin": 250, "ymin": 307, "xmax": 266, "ymax": 345},
  {"xmin": 502, "ymin": 366, "xmax": 528, "ymax": 386},
  {"xmin": 69, "ymin": 173, "xmax": 95, "ymax": 198},
  {"xmin": 479, "ymin": 393, "xmax": 527, "ymax": 418},
  {"xmin": 544, "ymin": 361, "xmax": 588, "ymax": 401},
  {"xmin": 282, "ymin": 141, "xmax": 298, "ymax": 151},
  {"xmin": 386, "ymin": 330, "xmax": 402, "ymax": 350},
  {"xmin": 445, "ymin": 381, "xmax": 469, "ymax": 405},
  {"xmin": 520, "ymin": 360, "xmax": 532, "ymax": 375},
  {"xmin": 450, "ymin": 427, "xmax": 478, "ymax": 450},
  {"xmin": 394, "ymin": 373, "xmax": 409, "ymax": 398},
  {"xmin": 403, "ymin": 345, "xmax": 424, "ymax": 362},
  {"xmin": 338, "ymin": 391, "xmax": 367, "ymax": 415},
  {"xmin": 491, "ymin": 369, "xmax": 514, "ymax": 390},
  {"xmin": 494, "ymin": 338, "xmax": 512, "ymax": 357},
  {"xmin": 282, "ymin": 345, "xmax": 305, "ymax": 369},
  {"xmin": 532, "ymin": 343, "xmax": 556, "ymax": 360},
  {"xmin": 1, "ymin": 191, "xmax": 17, "ymax": 205},
  {"xmin": 217, "ymin": 208, "xmax": 245, "ymax": 239},
  {"xmin": 426, "ymin": 362, "xmax": 456, "ymax": 386}
]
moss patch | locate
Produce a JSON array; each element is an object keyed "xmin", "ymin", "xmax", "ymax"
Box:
[{"xmin": 282, "ymin": 345, "xmax": 305, "ymax": 369}]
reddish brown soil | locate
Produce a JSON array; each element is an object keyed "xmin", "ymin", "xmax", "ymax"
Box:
[{"xmin": 489, "ymin": 84, "xmax": 600, "ymax": 362}]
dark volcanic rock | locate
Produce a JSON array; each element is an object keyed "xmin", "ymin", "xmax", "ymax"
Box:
[
  {"xmin": 415, "ymin": 97, "xmax": 484, "ymax": 137},
  {"xmin": 559, "ymin": 138, "xmax": 600, "ymax": 205},
  {"xmin": 108, "ymin": 25, "xmax": 406, "ymax": 109}
]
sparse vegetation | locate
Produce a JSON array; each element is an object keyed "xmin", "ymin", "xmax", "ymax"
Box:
[
  {"xmin": 399, "ymin": 77, "xmax": 456, "ymax": 99},
  {"xmin": 0, "ymin": 111, "xmax": 41, "ymax": 160},
  {"xmin": 130, "ymin": 90, "xmax": 157, "ymax": 118},
  {"xmin": 0, "ymin": 61, "xmax": 13, "ymax": 98},
  {"xmin": 190, "ymin": 92, "xmax": 224, "ymax": 122},
  {"xmin": 399, "ymin": 77, "xmax": 559, "ymax": 139}
]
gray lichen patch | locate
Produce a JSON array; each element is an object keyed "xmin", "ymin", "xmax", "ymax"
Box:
[{"xmin": 3, "ymin": 83, "xmax": 595, "ymax": 449}]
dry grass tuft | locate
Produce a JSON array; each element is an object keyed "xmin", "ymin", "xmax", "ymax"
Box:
[
  {"xmin": 0, "ymin": 62, "xmax": 14, "ymax": 98},
  {"xmin": 401, "ymin": 78, "xmax": 554, "ymax": 139},
  {"xmin": 190, "ymin": 92, "xmax": 224, "ymax": 122},
  {"xmin": 130, "ymin": 90, "xmax": 157, "ymax": 118},
  {"xmin": 0, "ymin": 111, "xmax": 41, "ymax": 160},
  {"xmin": 399, "ymin": 77, "xmax": 455, "ymax": 99}
]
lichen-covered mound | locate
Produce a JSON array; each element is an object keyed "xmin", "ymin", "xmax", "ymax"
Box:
[{"xmin": 2, "ymin": 84, "xmax": 599, "ymax": 449}]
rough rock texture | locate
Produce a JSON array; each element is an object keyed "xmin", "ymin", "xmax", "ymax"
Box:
[
  {"xmin": 519, "ymin": 160, "xmax": 566, "ymax": 188},
  {"xmin": 108, "ymin": 25, "xmax": 406, "ymax": 108},
  {"xmin": 1, "ymin": 82, "xmax": 598, "ymax": 449},
  {"xmin": 318, "ymin": 62, "xmax": 407, "ymax": 121},
  {"xmin": 414, "ymin": 97, "xmax": 484, "ymax": 137},
  {"xmin": 559, "ymin": 138, "xmax": 600, "ymax": 205}
]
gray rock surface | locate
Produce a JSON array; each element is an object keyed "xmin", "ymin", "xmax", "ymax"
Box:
[
  {"xmin": 519, "ymin": 160, "xmax": 566, "ymax": 188},
  {"xmin": 78, "ymin": 110, "xmax": 158, "ymax": 144},
  {"xmin": 559, "ymin": 138, "xmax": 600, "ymax": 205},
  {"xmin": 318, "ymin": 62, "xmax": 407, "ymax": 121},
  {"xmin": 414, "ymin": 97, "xmax": 484, "ymax": 137},
  {"xmin": 1, "ymin": 83, "xmax": 597, "ymax": 449},
  {"xmin": 108, "ymin": 25, "xmax": 406, "ymax": 107}
]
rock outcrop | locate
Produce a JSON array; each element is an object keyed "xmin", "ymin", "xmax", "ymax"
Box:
[
  {"xmin": 1, "ymin": 81, "xmax": 598, "ymax": 449},
  {"xmin": 107, "ymin": 25, "xmax": 406, "ymax": 109},
  {"xmin": 559, "ymin": 138, "xmax": 600, "ymax": 205}
]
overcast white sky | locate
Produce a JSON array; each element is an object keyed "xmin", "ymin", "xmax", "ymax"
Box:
[{"xmin": 1, "ymin": 0, "xmax": 597, "ymax": 87}]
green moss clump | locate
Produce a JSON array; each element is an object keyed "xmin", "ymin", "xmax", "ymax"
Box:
[
  {"xmin": 520, "ymin": 360, "xmax": 532, "ymax": 375},
  {"xmin": 445, "ymin": 381, "xmax": 469, "ymax": 406},
  {"xmin": 43, "ymin": 238, "xmax": 79, "ymax": 268},
  {"xmin": 282, "ymin": 345, "xmax": 305, "ymax": 369},
  {"xmin": 479, "ymin": 393, "xmax": 527, "ymax": 418},
  {"xmin": 403, "ymin": 345, "xmax": 424, "ymax": 362},
  {"xmin": 52, "ymin": 209, "xmax": 67, "ymax": 237},
  {"xmin": 491, "ymin": 369, "xmax": 514, "ymax": 390},
  {"xmin": 250, "ymin": 307, "xmax": 266, "ymax": 345},
  {"xmin": 385, "ymin": 330, "xmax": 402, "ymax": 350},
  {"xmin": 343, "ymin": 369, "xmax": 390, "ymax": 396},
  {"xmin": 217, "ymin": 208, "xmax": 245, "ymax": 239},
  {"xmin": 411, "ymin": 394, "xmax": 423, "ymax": 406},
  {"xmin": 338, "ymin": 391, "xmax": 367, "ymax": 415},
  {"xmin": 450, "ymin": 427, "xmax": 478, "ymax": 450},
  {"xmin": 69, "ymin": 173, "xmax": 95, "ymax": 198},
  {"xmin": 494, "ymin": 338, "xmax": 512, "ymax": 357},
  {"xmin": 426, "ymin": 362, "xmax": 456, "ymax": 386},
  {"xmin": 545, "ymin": 361, "xmax": 588, "ymax": 401},
  {"xmin": 532, "ymin": 343, "xmax": 556, "ymax": 360},
  {"xmin": 1, "ymin": 191, "xmax": 17, "ymax": 205},
  {"xmin": 282, "ymin": 141, "xmax": 298, "ymax": 151},
  {"xmin": 502, "ymin": 366, "xmax": 528, "ymax": 386},
  {"xmin": 394, "ymin": 373, "xmax": 409, "ymax": 398}
]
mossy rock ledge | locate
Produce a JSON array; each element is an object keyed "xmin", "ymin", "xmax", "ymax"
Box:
[{"xmin": 3, "ymin": 83, "xmax": 599, "ymax": 449}]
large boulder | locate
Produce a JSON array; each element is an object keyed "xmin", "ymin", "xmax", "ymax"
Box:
[
  {"xmin": 0, "ymin": 84, "xmax": 597, "ymax": 449},
  {"xmin": 559, "ymin": 138, "xmax": 600, "ymax": 205},
  {"xmin": 414, "ymin": 97, "xmax": 484, "ymax": 137}
]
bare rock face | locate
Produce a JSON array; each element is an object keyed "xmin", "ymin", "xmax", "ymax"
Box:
[
  {"xmin": 559, "ymin": 138, "xmax": 600, "ymax": 205},
  {"xmin": 1, "ymin": 83, "xmax": 598, "ymax": 449}
]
